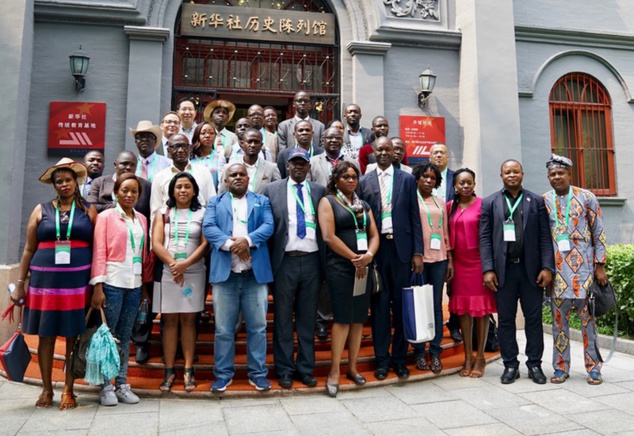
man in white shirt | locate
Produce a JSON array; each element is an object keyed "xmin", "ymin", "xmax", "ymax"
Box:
[
  {"xmin": 177, "ymin": 98, "xmax": 197, "ymax": 141},
  {"xmin": 204, "ymin": 99, "xmax": 238, "ymax": 155},
  {"xmin": 130, "ymin": 120, "xmax": 172, "ymax": 183},
  {"xmin": 81, "ymin": 150, "xmax": 104, "ymax": 197},
  {"xmin": 159, "ymin": 111, "xmax": 181, "ymax": 156}
]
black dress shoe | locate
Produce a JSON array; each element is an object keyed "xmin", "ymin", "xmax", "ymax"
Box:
[
  {"xmin": 528, "ymin": 366, "xmax": 547, "ymax": 384},
  {"xmin": 325, "ymin": 381, "xmax": 339, "ymax": 398},
  {"xmin": 316, "ymin": 326, "xmax": 328, "ymax": 340},
  {"xmin": 135, "ymin": 346, "xmax": 149, "ymax": 364},
  {"xmin": 346, "ymin": 372, "xmax": 366, "ymax": 386},
  {"xmin": 501, "ymin": 367, "xmax": 520, "ymax": 384},
  {"xmin": 374, "ymin": 366, "xmax": 389, "ymax": 380},
  {"xmin": 450, "ymin": 329, "xmax": 463, "ymax": 342},
  {"xmin": 299, "ymin": 374, "xmax": 318, "ymax": 387},
  {"xmin": 279, "ymin": 375, "xmax": 293, "ymax": 389},
  {"xmin": 394, "ymin": 363, "xmax": 410, "ymax": 379}
]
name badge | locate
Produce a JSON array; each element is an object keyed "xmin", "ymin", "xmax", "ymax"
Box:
[
  {"xmin": 133, "ymin": 256, "xmax": 142, "ymax": 275},
  {"xmin": 557, "ymin": 234, "xmax": 571, "ymax": 252},
  {"xmin": 503, "ymin": 220, "xmax": 516, "ymax": 242},
  {"xmin": 182, "ymin": 286, "xmax": 193, "ymax": 298},
  {"xmin": 174, "ymin": 252, "xmax": 188, "ymax": 260},
  {"xmin": 55, "ymin": 241, "xmax": 71, "ymax": 265},
  {"xmin": 381, "ymin": 212, "xmax": 392, "ymax": 231},
  {"xmin": 356, "ymin": 230, "xmax": 368, "ymax": 251},
  {"xmin": 430, "ymin": 233, "xmax": 442, "ymax": 250},
  {"xmin": 305, "ymin": 221, "xmax": 317, "ymax": 240}
]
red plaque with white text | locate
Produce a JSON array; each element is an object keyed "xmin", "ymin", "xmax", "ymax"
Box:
[
  {"xmin": 48, "ymin": 102, "xmax": 106, "ymax": 156},
  {"xmin": 400, "ymin": 116, "xmax": 445, "ymax": 165}
]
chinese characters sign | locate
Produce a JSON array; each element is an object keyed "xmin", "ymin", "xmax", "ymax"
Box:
[
  {"xmin": 48, "ymin": 102, "xmax": 106, "ymax": 156},
  {"xmin": 181, "ymin": 4, "xmax": 335, "ymax": 45},
  {"xmin": 400, "ymin": 116, "xmax": 445, "ymax": 165}
]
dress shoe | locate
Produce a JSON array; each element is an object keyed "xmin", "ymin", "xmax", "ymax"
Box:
[
  {"xmin": 500, "ymin": 367, "xmax": 520, "ymax": 384},
  {"xmin": 315, "ymin": 326, "xmax": 328, "ymax": 340},
  {"xmin": 278, "ymin": 375, "xmax": 293, "ymax": 389},
  {"xmin": 325, "ymin": 381, "xmax": 339, "ymax": 398},
  {"xmin": 374, "ymin": 366, "xmax": 389, "ymax": 380},
  {"xmin": 450, "ymin": 329, "xmax": 463, "ymax": 342},
  {"xmin": 299, "ymin": 374, "xmax": 318, "ymax": 387},
  {"xmin": 394, "ymin": 363, "xmax": 410, "ymax": 379},
  {"xmin": 135, "ymin": 345, "xmax": 149, "ymax": 364},
  {"xmin": 346, "ymin": 372, "xmax": 366, "ymax": 386},
  {"xmin": 528, "ymin": 366, "xmax": 547, "ymax": 384}
]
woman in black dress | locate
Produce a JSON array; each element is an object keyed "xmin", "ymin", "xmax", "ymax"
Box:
[{"xmin": 317, "ymin": 161, "xmax": 379, "ymax": 397}]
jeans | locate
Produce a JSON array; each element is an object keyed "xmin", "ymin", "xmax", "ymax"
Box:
[
  {"xmin": 412, "ymin": 260, "xmax": 447, "ymax": 357},
  {"xmin": 102, "ymin": 283, "xmax": 142, "ymax": 386},
  {"xmin": 213, "ymin": 271, "xmax": 268, "ymax": 379}
]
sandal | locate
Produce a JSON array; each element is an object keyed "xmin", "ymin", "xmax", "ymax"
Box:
[
  {"xmin": 470, "ymin": 357, "xmax": 486, "ymax": 378},
  {"xmin": 460, "ymin": 357, "xmax": 474, "ymax": 377},
  {"xmin": 184, "ymin": 367, "xmax": 197, "ymax": 392},
  {"xmin": 587, "ymin": 369, "xmax": 603, "ymax": 385},
  {"xmin": 35, "ymin": 391, "xmax": 54, "ymax": 409},
  {"xmin": 59, "ymin": 391, "xmax": 77, "ymax": 410},
  {"xmin": 415, "ymin": 355, "xmax": 430, "ymax": 371},
  {"xmin": 430, "ymin": 355, "xmax": 443, "ymax": 374},
  {"xmin": 160, "ymin": 367, "xmax": 176, "ymax": 392},
  {"xmin": 550, "ymin": 370, "xmax": 569, "ymax": 384}
]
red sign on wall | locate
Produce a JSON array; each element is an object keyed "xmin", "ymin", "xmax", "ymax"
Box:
[
  {"xmin": 48, "ymin": 102, "xmax": 106, "ymax": 156},
  {"xmin": 400, "ymin": 116, "xmax": 445, "ymax": 165}
]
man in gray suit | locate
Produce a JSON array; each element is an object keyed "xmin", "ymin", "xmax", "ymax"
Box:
[
  {"xmin": 219, "ymin": 128, "xmax": 281, "ymax": 194},
  {"xmin": 277, "ymin": 91, "xmax": 325, "ymax": 151},
  {"xmin": 277, "ymin": 120, "xmax": 324, "ymax": 178}
]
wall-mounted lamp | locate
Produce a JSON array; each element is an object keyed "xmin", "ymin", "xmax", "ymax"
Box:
[
  {"xmin": 417, "ymin": 67, "xmax": 437, "ymax": 109},
  {"xmin": 69, "ymin": 46, "xmax": 90, "ymax": 93}
]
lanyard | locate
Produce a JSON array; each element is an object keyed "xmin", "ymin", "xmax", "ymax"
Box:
[
  {"xmin": 229, "ymin": 193, "xmax": 248, "ymax": 225},
  {"xmin": 381, "ymin": 170, "xmax": 393, "ymax": 206},
  {"xmin": 504, "ymin": 193, "xmax": 523, "ymax": 220},
  {"xmin": 553, "ymin": 187, "xmax": 572, "ymax": 230},
  {"xmin": 136, "ymin": 156, "xmax": 157, "ymax": 182},
  {"xmin": 173, "ymin": 208, "xmax": 193, "ymax": 247},
  {"xmin": 117, "ymin": 205, "xmax": 144, "ymax": 251},
  {"xmin": 289, "ymin": 180, "xmax": 315, "ymax": 216},
  {"xmin": 55, "ymin": 200, "xmax": 76, "ymax": 241},
  {"xmin": 336, "ymin": 193, "xmax": 367, "ymax": 230},
  {"xmin": 417, "ymin": 191, "xmax": 443, "ymax": 230}
]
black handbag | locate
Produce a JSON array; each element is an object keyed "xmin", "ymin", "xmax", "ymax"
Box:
[
  {"xmin": 0, "ymin": 305, "xmax": 32, "ymax": 382},
  {"xmin": 587, "ymin": 281, "xmax": 616, "ymax": 318},
  {"xmin": 472, "ymin": 314, "xmax": 500, "ymax": 352}
]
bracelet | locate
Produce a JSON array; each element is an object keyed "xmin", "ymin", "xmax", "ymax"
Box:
[
  {"xmin": 366, "ymin": 251, "xmax": 374, "ymax": 258},
  {"xmin": 17, "ymin": 279, "xmax": 25, "ymax": 284}
]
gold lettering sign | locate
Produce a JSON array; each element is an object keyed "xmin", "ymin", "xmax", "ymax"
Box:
[{"xmin": 181, "ymin": 4, "xmax": 336, "ymax": 45}]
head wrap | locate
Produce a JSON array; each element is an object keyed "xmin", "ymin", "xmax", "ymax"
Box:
[{"xmin": 546, "ymin": 154, "xmax": 573, "ymax": 170}]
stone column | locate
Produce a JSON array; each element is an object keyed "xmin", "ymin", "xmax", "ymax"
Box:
[
  {"xmin": 456, "ymin": 0, "xmax": 522, "ymax": 195},
  {"xmin": 123, "ymin": 26, "xmax": 170, "ymax": 151},
  {"xmin": 346, "ymin": 41, "xmax": 391, "ymax": 123}
]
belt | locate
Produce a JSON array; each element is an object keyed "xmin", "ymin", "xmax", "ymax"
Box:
[
  {"xmin": 381, "ymin": 233, "xmax": 394, "ymax": 240},
  {"xmin": 506, "ymin": 257, "xmax": 522, "ymax": 264},
  {"xmin": 285, "ymin": 251, "xmax": 315, "ymax": 257},
  {"xmin": 232, "ymin": 269, "xmax": 253, "ymax": 275}
]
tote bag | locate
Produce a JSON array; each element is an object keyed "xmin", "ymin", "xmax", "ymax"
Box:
[{"xmin": 402, "ymin": 274, "xmax": 435, "ymax": 344}]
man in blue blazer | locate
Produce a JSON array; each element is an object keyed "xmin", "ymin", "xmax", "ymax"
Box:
[
  {"xmin": 203, "ymin": 163, "xmax": 274, "ymax": 393},
  {"xmin": 480, "ymin": 159, "xmax": 554, "ymax": 385},
  {"xmin": 359, "ymin": 137, "xmax": 424, "ymax": 380}
]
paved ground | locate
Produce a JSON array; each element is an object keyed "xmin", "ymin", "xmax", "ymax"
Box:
[{"xmin": 1, "ymin": 333, "xmax": 633, "ymax": 436}]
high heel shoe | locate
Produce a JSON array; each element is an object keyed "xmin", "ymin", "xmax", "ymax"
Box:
[
  {"xmin": 184, "ymin": 367, "xmax": 197, "ymax": 392},
  {"xmin": 160, "ymin": 367, "xmax": 176, "ymax": 392},
  {"xmin": 325, "ymin": 381, "xmax": 339, "ymax": 398}
]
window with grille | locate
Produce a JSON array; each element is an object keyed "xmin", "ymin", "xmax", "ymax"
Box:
[{"xmin": 549, "ymin": 73, "xmax": 616, "ymax": 196}]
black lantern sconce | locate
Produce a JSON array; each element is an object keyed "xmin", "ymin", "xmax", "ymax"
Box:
[
  {"xmin": 417, "ymin": 67, "xmax": 437, "ymax": 109},
  {"xmin": 69, "ymin": 46, "xmax": 90, "ymax": 93}
]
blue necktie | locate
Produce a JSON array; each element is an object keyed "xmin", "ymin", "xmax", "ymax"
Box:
[{"xmin": 295, "ymin": 183, "xmax": 306, "ymax": 239}]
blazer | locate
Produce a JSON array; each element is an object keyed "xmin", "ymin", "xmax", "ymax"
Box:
[
  {"xmin": 343, "ymin": 126, "xmax": 375, "ymax": 151},
  {"xmin": 87, "ymin": 174, "xmax": 152, "ymax": 221},
  {"xmin": 277, "ymin": 146, "xmax": 324, "ymax": 179},
  {"xmin": 479, "ymin": 188, "xmax": 554, "ymax": 288},
  {"xmin": 359, "ymin": 168, "xmax": 424, "ymax": 264},
  {"xmin": 203, "ymin": 191, "xmax": 274, "ymax": 284},
  {"xmin": 262, "ymin": 129, "xmax": 279, "ymax": 162},
  {"xmin": 307, "ymin": 154, "xmax": 359, "ymax": 186},
  {"xmin": 277, "ymin": 117, "xmax": 325, "ymax": 152},
  {"xmin": 262, "ymin": 179, "xmax": 326, "ymax": 276},
  {"xmin": 218, "ymin": 156, "xmax": 282, "ymax": 194},
  {"xmin": 444, "ymin": 168, "xmax": 455, "ymax": 203}
]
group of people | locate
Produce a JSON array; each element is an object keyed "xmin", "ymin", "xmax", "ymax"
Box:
[{"xmin": 9, "ymin": 92, "xmax": 608, "ymax": 410}]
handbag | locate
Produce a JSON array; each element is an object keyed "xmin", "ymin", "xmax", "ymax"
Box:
[
  {"xmin": 368, "ymin": 262, "xmax": 381, "ymax": 295},
  {"xmin": 472, "ymin": 314, "xmax": 500, "ymax": 352},
  {"xmin": 402, "ymin": 273, "xmax": 435, "ymax": 343},
  {"xmin": 588, "ymin": 281, "xmax": 616, "ymax": 318},
  {"xmin": 0, "ymin": 304, "xmax": 32, "ymax": 382},
  {"xmin": 70, "ymin": 307, "xmax": 104, "ymax": 379}
]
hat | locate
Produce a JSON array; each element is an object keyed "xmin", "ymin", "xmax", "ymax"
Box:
[
  {"xmin": 203, "ymin": 100, "xmax": 236, "ymax": 124},
  {"xmin": 129, "ymin": 120, "xmax": 162, "ymax": 145},
  {"xmin": 287, "ymin": 148, "xmax": 311, "ymax": 162},
  {"xmin": 546, "ymin": 153, "xmax": 573, "ymax": 170},
  {"xmin": 39, "ymin": 158, "xmax": 87, "ymax": 185}
]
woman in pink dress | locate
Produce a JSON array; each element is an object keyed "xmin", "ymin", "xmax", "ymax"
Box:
[{"xmin": 447, "ymin": 168, "xmax": 496, "ymax": 378}]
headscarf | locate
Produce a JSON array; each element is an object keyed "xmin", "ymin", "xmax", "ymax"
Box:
[{"xmin": 546, "ymin": 154, "xmax": 573, "ymax": 170}]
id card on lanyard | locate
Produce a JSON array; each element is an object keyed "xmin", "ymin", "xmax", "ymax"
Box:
[
  {"xmin": 554, "ymin": 187, "xmax": 572, "ymax": 252},
  {"xmin": 173, "ymin": 208, "xmax": 193, "ymax": 260},
  {"xmin": 337, "ymin": 193, "xmax": 368, "ymax": 251},
  {"xmin": 503, "ymin": 193, "xmax": 523, "ymax": 242},
  {"xmin": 418, "ymin": 191, "xmax": 443, "ymax": 250},
  {"xmin": 55, "ymin": 201, "xmax": 76, "ymax": 265},
  {"xmin": 290, "ymin": 180, "xmax": 317, "ymax": 240}
]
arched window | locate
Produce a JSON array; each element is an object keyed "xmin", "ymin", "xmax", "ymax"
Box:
[{"xmin": 549, "ymin": 73, "xmax": 616, "ymax": 196}]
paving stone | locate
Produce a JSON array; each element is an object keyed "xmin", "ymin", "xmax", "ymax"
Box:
[
  {"xmin": 410, "ymin": 400, "xmax": 497, "ymax": 429},
  {"xmin": 18, "ymin": 430, "xmax": 89, "ymax": 436},
  {"xmin": 94, "ymin": 397, "xmax": 159, "ymax": 415},
  {"xmin": 280, "ymin": 395, "xmax": 347, "ymax": 415},
  {"xmin": 568, "ymin": 408, "xmax": 634, "ymax": 434},
  {"xmin": 592, "ymin": 392, "xmax": 634, "ymax": 416},
  {"xmin": 449, "ymin": 383, "xmax": 532, "ymax": 410},
  {"xmin": 519, "ymin": 388, "xmax": 611, "ymax": 415},
  {"xmin": 335, "ymin": 386, "xmax": 393, "ymax": 400},
  {"xmin": 385, "ymin": 381, "xmax": 458, "ymax": 405},
  {"xmin": 158, "ymin": 399, "xmax": 224, "ymax": 432},
  {"xmin": 366, "ymin": 417, "xmax": 446, "ymax": 436},
  {"xmin": 18, "ymin": 404, "xmax": 97, "ymax": 434},
  {"xmin": 486, "ymin": 404, "xmax": 584, "ymax": 435},
  {"xmin": 342, "ymin": 395, "xmax": 416, "ymax": 423},
  {"xmin": 444, "ymin": 422, "xmax": 522, "ymax": 436},
  {"xmin": 159, "ymin": 423, "xmax": 229, "ymax": 436},
  {"xmin": 559, "ymin": 375, "xmax": 631, "ymax": 398},
  {"xmin": 291, "ymin": 412, "xmax": 367, "ymax": 436},
  {"xmin": 88, "ymin": 411, "xmax": 158, "ymax": 436},
  {"xmin": 223, "ymin": 404, "xmax": 295, "ymax": 434}
]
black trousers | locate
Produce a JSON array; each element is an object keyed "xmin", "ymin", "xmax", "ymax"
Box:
[
  {"xmin": 495, "ymin": 261, "xmax": 544, "ymax": 369},
  {"xmin": 273, "ymin": 252, "xmax": 321, "ymax": 377},
  {"xmin": 316, "ymin": 281, "xmax": 332, "ymax": 329}
]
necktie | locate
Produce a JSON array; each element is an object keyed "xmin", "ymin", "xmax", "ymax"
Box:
[
  {"xmin": 84, "ymin": 180, "xmax": 91, "ymax": 197},
  {"xmin": 140, "ymin": 158, "xmax": 149, "ymax": 180},
  {"xmin": 295, "ymin": 183, "xmax": 306, "ymax": 239},
  {"xmin": 380, "ymin": 171, "xmax": 390, "ymax": 214}
]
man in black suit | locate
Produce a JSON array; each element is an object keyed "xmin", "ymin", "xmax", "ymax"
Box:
[
  {"xmin": 342, "ymin": 104, "xmax": 375, "ymax": 161},
  {"xmin": 277, "ymin": 91, "xmax": 325, "ymax": 151},
  {"xmin": 480, "ymin": 159, "xmax": 554, "ymax": 384},
  {"xmin": 263, "ymin": 148, "xmax": 326, "ymax": 389},
  {"xmin": 359, "ymin": 137, "xmax": 424, "ymax": 380},
  {"xmin": 277, "ymin": 120, "xmax": 324, "ymax": 178}
]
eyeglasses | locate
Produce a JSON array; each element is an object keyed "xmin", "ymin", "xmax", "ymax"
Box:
[
  {"xmin": 340, "ymin": 174, "xmax": 358, "ymax": 181},
  {"xmin": 294, "ymin": 99, "xmax": 311, "ymax": 104},
  {"xmin": 167, "ymin": 144, "xmax": 189, "ymax": 151},
  {"xmin": 162, "ymin": 120, "xmax": 180, "ymax": 125},
  {"xmin": 135, "ymin": 133, "xmax": 156, "ymax": 141}
]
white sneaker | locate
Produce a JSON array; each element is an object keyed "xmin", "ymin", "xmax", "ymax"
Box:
[
  {"xmin": 99, "ymin": 384, "xmax": 118, "ymax": 406},
  {"xmin": 115, "ymin": 384, "xmax": 140, "ymax": 404}
]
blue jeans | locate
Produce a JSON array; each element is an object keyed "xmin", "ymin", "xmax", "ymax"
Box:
[
  {"xmin": 102, "ymin": 283, "xmax": 142, "ymax": 386},
  {"xmin": 412, "ymin": 260, "xmax": 447, "ymax": 357},
  {"xmin": 213, "ymin": 271, "xmax": 268, "ymax": 379}
]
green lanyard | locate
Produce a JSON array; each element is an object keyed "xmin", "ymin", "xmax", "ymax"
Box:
[
  {"xmin": 117, "ymin": 205, "xmax": 144, "ymax": 251},
  {"xmin": 55, "ymin": 200, "xmax": 76, "ymax": 241},
  {"xmin": 136, "ymin": 156, "xmax": 157, "ymax": 182},
  {"xmin": 229, "ymin": 193, "xmax": 248, "ymax": 225},
  {"xmin": 504, "ymin": 193, "xmax": 524, "ymax": 220},
  {"xmin": 553, "ymin": 187, "xmax": 572, "ymax": 230},
  {"xmin": 336, "ymin": 193, "xmax": 367, "ymax": 230},
  {"xmin": 417, "ymin": 191, "xmax": 443, "ymax": 231},
  {"xmin": 173, "ymin": 208, "xmax": 193, "ymax": 247},
  {"xmin": 289, "ymin": 180, "xmax": 315, "ymax": 216}
]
